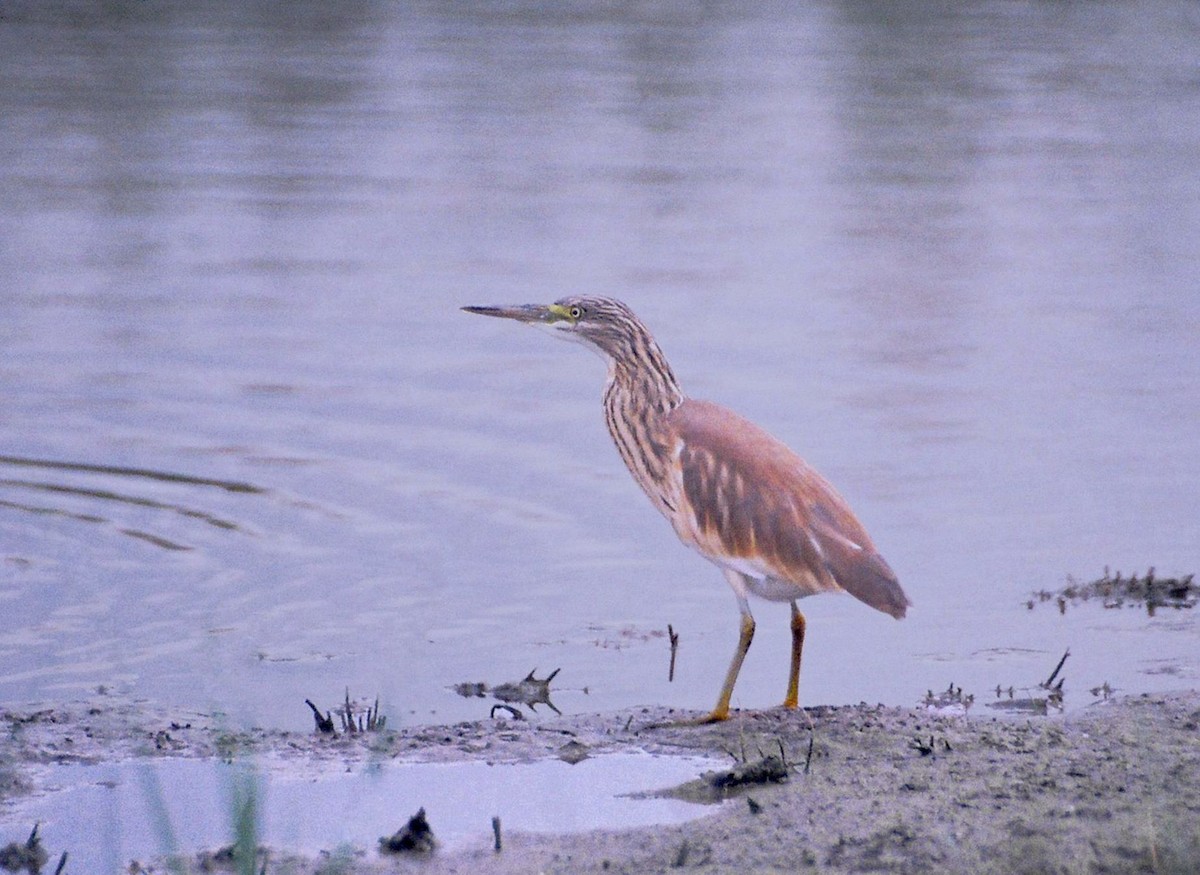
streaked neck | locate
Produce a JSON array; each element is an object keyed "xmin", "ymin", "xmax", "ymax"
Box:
[{"xmin": 600, "ymin": 340, "xmax": 683, "ymax": 514}]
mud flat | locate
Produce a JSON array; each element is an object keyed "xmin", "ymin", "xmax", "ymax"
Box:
[{"xmin": 3, "ymin": 691, "xmax": 1199, "ymax": 873}]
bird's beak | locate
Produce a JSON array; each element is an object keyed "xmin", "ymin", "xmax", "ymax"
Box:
[{"xmin": 461, "ymin": 303, "xmax": 573, "ymax": 324}]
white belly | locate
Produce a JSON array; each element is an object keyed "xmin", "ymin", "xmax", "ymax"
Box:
[
  {"xmin": 744, "ymin": 576, "xmax": 811, "ymax": 602},
  {"xmin": 707, "ymin": 554, "xmax": 825, "ymax": 603}
]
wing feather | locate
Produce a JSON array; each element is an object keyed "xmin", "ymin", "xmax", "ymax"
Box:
[{"xmin": 670, "ymin": 399, "xmax": 909, "ymax": 618}]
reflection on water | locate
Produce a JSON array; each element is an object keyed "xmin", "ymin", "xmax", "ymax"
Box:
[{"xmin": 1, "ymin": 1, "xmax": 1198, "ymax": 727}]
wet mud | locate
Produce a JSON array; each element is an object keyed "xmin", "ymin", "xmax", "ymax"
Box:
[{"xmin": 3, "ymin": 689, "xmax": 1199, "ymax": 873}]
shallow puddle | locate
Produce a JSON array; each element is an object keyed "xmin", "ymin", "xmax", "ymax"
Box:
[{"xmin": 3, "ymin": 752, "xmax": 721, "ymax": 870}]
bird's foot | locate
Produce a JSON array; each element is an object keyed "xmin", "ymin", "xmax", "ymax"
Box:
[
  {"xmin": 668, "ymin": 709, "xmax": 731, "ymax": 728},
  {"xmin": 641, "ymin": 709, "xmax": 730, "ymax": 729}
]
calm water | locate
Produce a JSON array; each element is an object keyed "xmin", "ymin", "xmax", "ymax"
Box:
[
  {"xmin": 10, "ymin": 752, "xmax": 720, "ymax": 869},
  {"xmin": 1, "ymin": 1, "xmax": 1198, "ymax": 730}
]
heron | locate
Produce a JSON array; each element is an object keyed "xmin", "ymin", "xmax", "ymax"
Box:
[{"xmin": 463, "ymin": 296, "xmax": 909, "ymax": 722}]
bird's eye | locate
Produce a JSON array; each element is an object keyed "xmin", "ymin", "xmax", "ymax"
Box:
[{"xmin": 569, "ymin": 306, "xmax": 583, "ymax": 320}]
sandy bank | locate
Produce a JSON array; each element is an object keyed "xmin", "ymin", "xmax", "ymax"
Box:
[{"xmin": 3, "ymin": 692, "xmax": 1199, "ymax": 873}]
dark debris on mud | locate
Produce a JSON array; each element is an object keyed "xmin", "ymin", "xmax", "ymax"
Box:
[
  {"xmin": 304, "ymin": 690, "xmax": 385, "ymax": 735},
  {"xmin": 1030, "ymin": 567, "xmax": 1197, "ymax": 615},
  {"xmin": 379, "ymin": 807, "xmax": 436, "ymax": 855},
  {"xmin": 452, "ymin": 667, "xmax": 564, "ymax": 718},
  {"xmin": 0, "ymin": 824, "xmax": 66, "ymax": 875}
]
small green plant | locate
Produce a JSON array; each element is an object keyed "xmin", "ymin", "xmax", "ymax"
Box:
[
  {"xmin": 225, "ymin": 763, "xmax": 263, "ymax": 875},
  {"xmin": 137, "ymin": 764, "xmax": 187, "ymax": 875},
  {"xmin": 132, "ymin": 757, "xmax": 263, "ymax": 874}
]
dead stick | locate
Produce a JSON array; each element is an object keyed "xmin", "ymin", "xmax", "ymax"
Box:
[
  {"xmin": 667, "ymin": 624, "xmax": 679, "ymax": 682},
  {"xmin": 305, "ymin": 700, "xmax": 335, "ymax": 734},
  {"xmin": 1044, "ymin": 648, "xmax": 1070, "ymax": 688},
  {"xmin": 492, "ymin": 816, "xmax": 502, "ymax": 852}
]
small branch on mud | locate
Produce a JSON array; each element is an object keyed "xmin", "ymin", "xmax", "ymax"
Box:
[
  {"xmin": 305, "ymin": 691, "xmax": 386, "ymax": 735},
  {"xmin": 305, "ymin": 699, "xmax": 335, "ymax": 734},
  {"xmin": 988, "ymin": 649, "xmax": 1070, "ymax": 714},
  {"xmin": 337, "ymin": 689, "xmax": 385, "ymax": 733},
  {"xmin": 1043, "ymin": 648, "xmax": 1070, "ymax": 689},
  {"xmin": 667, "ymin": 624, "xmax": 679, "ymax": 682}
]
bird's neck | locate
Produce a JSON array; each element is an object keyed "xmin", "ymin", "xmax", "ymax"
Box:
[
  {"xmin": 601, "ymin": 344, "xmax": 684, "ymax": 514},
  {"xmin": 604, "ymin": 344, "xmax": 684, "ymax": 416}
]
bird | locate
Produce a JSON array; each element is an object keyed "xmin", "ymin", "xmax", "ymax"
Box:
[{"xmin": 462, "ymin": 296, "xmax": 909, "ymax": 722}]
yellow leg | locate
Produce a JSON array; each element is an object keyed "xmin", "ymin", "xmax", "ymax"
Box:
[
  {"xmin": 699, "ymin": 611, "xmax": 755, "ymax": 723},
  {"xmin": 783, "ymin": 602, "xmax": 806, "ymax": 710}
]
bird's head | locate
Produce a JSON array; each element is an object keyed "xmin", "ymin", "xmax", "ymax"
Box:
[{"xmin": 462, "ymin": 295, "xmax": 645, "ymax": 361}]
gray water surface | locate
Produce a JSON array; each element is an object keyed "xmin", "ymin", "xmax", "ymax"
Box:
[
  {"xmin": 2, "ymin": 1, "xmax": 1198, "ymax": 728},
  {"xmin": 8, "ymin": 752, "xmax": 720, "ymax": 870}
]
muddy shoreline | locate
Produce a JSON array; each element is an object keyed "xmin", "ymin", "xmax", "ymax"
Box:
[{"xmin": 3, "ymin": 691, "xmax": 1200, "ymax": 873}]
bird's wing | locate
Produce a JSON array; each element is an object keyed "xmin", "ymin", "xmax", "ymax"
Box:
[{"xmin": 669, "ymin": 399, "xmax": 909, "ymax": 619}]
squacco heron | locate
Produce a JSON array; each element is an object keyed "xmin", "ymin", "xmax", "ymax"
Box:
[{"xmin": 463, "ymin": 296, "xmax": 909, "ymax": 722}]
